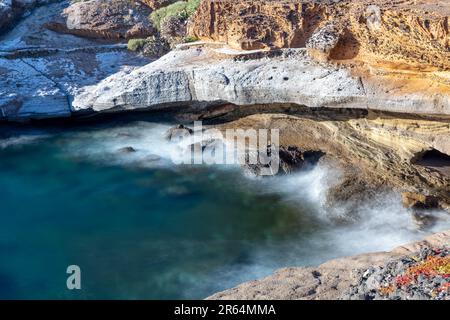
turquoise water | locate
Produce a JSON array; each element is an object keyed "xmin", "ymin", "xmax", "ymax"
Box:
[{"xmin": 0, "ymin": 119, "xmax": 448, "ymax": 299}]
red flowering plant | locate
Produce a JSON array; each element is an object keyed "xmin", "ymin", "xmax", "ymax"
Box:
[{"xmin": 377, "ymin": 248, "xmax": 450, "ymax": 297}]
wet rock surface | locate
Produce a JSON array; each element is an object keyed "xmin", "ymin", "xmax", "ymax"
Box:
[
  {"xmin": 243, "ymin": 145, "xmax": 325, "ymax": 176},
  {"xmin": 117, "ymin": 146, "xmax": 137, "ymax": 154},
  {"xmin": 164, "ymin": 124, "xmax": 194, "ymax": 141},
  {"xmin": 0, "ymin": 0, "xmax": 449, "ymax": 302}
]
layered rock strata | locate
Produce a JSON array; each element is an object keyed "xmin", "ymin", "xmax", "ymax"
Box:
[
  {"xmin": 71, "ymin": 46, "xmax": 450, "ymax": 116},
  {"xmin": 188, "ymin": 0, "xmax": 450, "ymax": 71},
  {"xmin": 215, "ymin": 111, "xmax": 450, "ymax": 211}
]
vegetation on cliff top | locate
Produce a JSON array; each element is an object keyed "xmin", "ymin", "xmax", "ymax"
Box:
[
  {"xmin": 150, "ymin": 0, "xmax": 200, "ymax": 30},
  {"xmin": 127, "ymin": 35, "xmax": 170, "ymax": 56}
]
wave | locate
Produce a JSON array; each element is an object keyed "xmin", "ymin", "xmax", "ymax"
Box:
[{"xmin": 63, "ymin": 121, "xmax": 450, "ymax": 256}]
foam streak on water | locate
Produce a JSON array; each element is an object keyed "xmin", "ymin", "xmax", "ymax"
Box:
[{"xmin": 62, "ymin": 121, "xmax": 450, "ymax": 272}]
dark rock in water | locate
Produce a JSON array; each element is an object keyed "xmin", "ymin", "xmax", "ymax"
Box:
[
  {"xmin": 143, "ymin": 154, "xmax": 161, "ymax": 162},
  {"xmin": 324, "ymin": 169, "xmax": 386, "ymax": 222},
  {"xmin": 243, "ymin": 145, "xmax": 325, "ymax": 176},
  {"xmin": 401, "ymin": 192, "xmax": 441, "ymax": 229},
  {"xmin": 402, "ymin": 192, "xmax": 439, "ymax": 210},
  {"xmin": 164, "ymin": 124, "xmax": 194, "ymax": 141},
  {"xmin": 137, "ymin": 154, "xmax": 162, "ymax": 166},
  {"xmin": 279, "ymin": 146, "xmax": 324, "ymax": 174},
  {"xmin": 411, "ymin": 211, "xmax": 437, "ymax": 229},
  {"xmin": 117, "ymin": 146, "xmax": 137, "ymax": 154},
  {"xmin": 193, "ymin": 139, "xmax": 224, "ymax": 152}
]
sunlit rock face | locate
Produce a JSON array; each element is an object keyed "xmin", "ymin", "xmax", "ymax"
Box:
[
  {"xmin": 71, "ymin": 45, "xmax": 450, "ymax": 118},
  {"xmin": 188, "ymin": 0, "xmax": 322, "ymax": 50},
  {"xmin": 188, "ymin": 0, "xmax": 450, "ymax": 70}
]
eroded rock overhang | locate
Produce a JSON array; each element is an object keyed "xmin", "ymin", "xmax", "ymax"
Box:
[{"xmin": 72, "ymin": 46, "xmax": 450, "ymax": 117}]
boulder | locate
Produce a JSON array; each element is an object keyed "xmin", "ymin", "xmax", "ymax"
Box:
[
  {"xmin": 208, "ymin": 232, "xmax": 450, "ymax": 300},
  {"xmin": 117, "ymin": 146, "xmax": 137, "ymax": 154},
  {"xmin": 306, "ymin": 23, "xmax": 341, "ymax": 62},
  {"xmin": 243, "ymin": 145, "xmax": 324, "ymax": 176},
  {"xmin": 164, "ymin": 124, "xmax": 194, "ymax": 141},
  {"xmin": 46, "ymin": 0, "xmax": 155, "ymax": 41}
]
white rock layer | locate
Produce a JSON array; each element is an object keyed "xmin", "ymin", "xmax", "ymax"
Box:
[{"xmin": 73, "ymin": 46, "xmax": 450, "ymax": 117}]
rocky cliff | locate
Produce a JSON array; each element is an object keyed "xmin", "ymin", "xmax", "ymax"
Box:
[
  {"xmin": 188, "ymin": 0, "xmax": 450, "ymax": 111},
  {"xmin": 2, "ymin": 1, "xmax": 449, "ymax": 207},
  {"xmin": 2, "ymin": 0, "xmax": 449, "ymax": 122},
  {"xmin": 0, "ymin": 0, "xmax": 449, "ymax": 300},
  {"xmin": 0, "ymin": 1, "xmax": 151, "ymax": 120},
  {"xmin": 67, "ymin": 0, "xmax": 450, "ymax": 133},
  {"xmin": 188, "ymin": 0, "xmax": 450, "ymax": 71}
]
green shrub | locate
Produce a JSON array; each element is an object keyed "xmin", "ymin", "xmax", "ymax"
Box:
[
  {"xmin": 127, "ymin": 36, "xmax": 170, "ymax": 57},
  {"xmin": 150, "ymin": 0, "xmax": 201, "ymax": 30},
  {"xmin": 127, "ymin": 38, "xmax": 148, "ymax": 52},
  {"xmin": 183, "ymin": 35, "xmax": 199, "ymax": 43}
]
